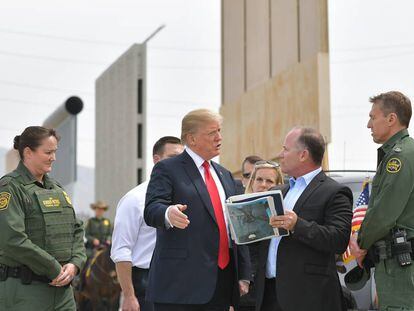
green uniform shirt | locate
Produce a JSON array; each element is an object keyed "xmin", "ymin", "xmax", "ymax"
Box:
[
  {"xmin": 0, "ymin": 161, "xmax": 86, "ymax": 280},
  {"xmin": 359, "ymin": 129, "xmax": 414, "ymax": 250},
  {"xmin": 85, "ymin": 216, "xmax": 112, "ymax": 246}
]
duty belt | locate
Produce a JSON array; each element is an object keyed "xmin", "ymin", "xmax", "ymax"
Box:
[
  {"xmin": 0, "ymin": 264, "xmax": 50, "ymax": 284},
  {"xmin": 372, "ymin": 237, "xmax": 414, "ymax": 264}
]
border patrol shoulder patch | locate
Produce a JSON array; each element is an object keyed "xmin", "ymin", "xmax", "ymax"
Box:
[
  {"xmin": 386, "ymin": 158, "xmax": 402, "ymax": 173},
  {"xmin": 0, "ymin": 192, "xmax": 11, "ymax": 210},
  {"xmin": 62, "ymin": 191, "xmax": 72, "ymax": 205}
]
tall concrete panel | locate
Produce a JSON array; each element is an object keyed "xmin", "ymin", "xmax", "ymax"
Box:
[
  {"xmin": 43, "ymin": 97, "xmax": 83, "ymax": 190},
  {"xmin": 299, "ymin": 0, "xmax": 329, "ymax": 61},
  {"xmin": 95, "ymin": 44, "xmax": 146, "ymax": 220},
  {"xmin": 246, "ymin": 0, "xmax": 270, "ymax": 90},
  {"xmin": 222, "ymin": 0, "xmax": 245, "ymax": 105},
  {"xmin": 221, "ymin": 55, "xmax": 330, "ymax": 173},
  {"xmin": 221, "ymin": 0, "xmax": 330, "ymax": 174},
  {"xmin": 270, "ymin": 0, "xmax": 299, "ymax": 76}
]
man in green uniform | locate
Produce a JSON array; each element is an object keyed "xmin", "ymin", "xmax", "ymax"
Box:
[
  {"xmin": 351, "ymin": 91, "xmax": 414, "ymax": 310},
  {"xmin": 85, "ymin": 200, "xmax": 112, "ymax": 257}
]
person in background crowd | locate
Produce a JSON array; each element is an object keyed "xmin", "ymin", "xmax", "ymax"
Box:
[
  {"xmin": 245, "ymin": 161, "xmax": 284, "ymax": 194},
  {"xmin": 239, "ymin": 160, "xmax": 284, "ymax": 311},
  {"xmin": 85, "ymin": 200, "xmax": 112, "ymax": 258},
  {"xmin": 111, "ymin": 136, "xmax": 184, "ymax": 311},
  {"xmin": 241, "ymin": 155, "xmax": 264, "ymax": 188},
  {"xmin": 0, "ymin": 126, "xmax": 86, "ymax": 310}
]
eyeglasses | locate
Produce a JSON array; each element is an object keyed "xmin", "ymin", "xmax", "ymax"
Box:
[
  {"xmin": 242, "ymin": 160, "xmax": 280, "ymax": 179},
  {"xmin": 254, "ymin": 160, "xmax": 280, "ymax": 168}
]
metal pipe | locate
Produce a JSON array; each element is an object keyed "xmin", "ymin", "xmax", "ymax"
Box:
[{"xmin": 43, "ymin": 96, "xmax": 83, "ymax": 128}]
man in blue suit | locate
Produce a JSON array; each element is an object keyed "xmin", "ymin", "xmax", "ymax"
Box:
[{"xmin": 144, "ymin": 109, "xmax": 251, "ymax": 311}]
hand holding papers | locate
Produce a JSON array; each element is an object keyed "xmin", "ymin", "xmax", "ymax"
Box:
[
  {"xmin": 225, "ymin": 190, "xmax": 289, "ymax": 245},
  {"xmin": 269, "ymin": 210, "xmax": 298, "ymax": 232}
]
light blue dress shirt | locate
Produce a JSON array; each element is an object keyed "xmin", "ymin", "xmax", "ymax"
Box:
[{"xmin": 265, "ymin": 167, "xmax": 322, "ymax": 278}]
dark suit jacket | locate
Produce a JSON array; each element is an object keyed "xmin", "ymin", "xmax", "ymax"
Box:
[
  {"xmin": 254, "ymin": 171, "xmax": 353, "ymax": 311},
  {"xmin": 144, "ymin": 150, "xmax": 251, "ymax": 305},
  {"xmin": 234, "ymin": 179, "xmax": 245, "ymax": 196}
]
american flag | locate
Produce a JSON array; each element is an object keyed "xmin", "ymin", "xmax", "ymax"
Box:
[{"xmin": 342, "ymin": 180, "xmax": 370, "ymax": 263}]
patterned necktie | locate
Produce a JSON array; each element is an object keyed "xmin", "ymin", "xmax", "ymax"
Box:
[{"xmin": 202, "ymin": 161, "xmax": 230, "ymax": 269}]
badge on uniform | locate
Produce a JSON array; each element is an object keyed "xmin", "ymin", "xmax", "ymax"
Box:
[
  {"xmin": 63, "ymin": 191, "xmax": 72, "ymax": 205},
  {"xmin": 0, "ymin": 192, "xmax": 11, "ymax": 210},
  {"xmin": 104, "ymin": 219, "xmax": 110, "ymax": 226},
  {"xmin": 386, "ymin": 158, "xmax": 402, "ymax": 173},
  {"xmin": 42, "ymin": 197, "xmax": 61, "ymax": 208}
]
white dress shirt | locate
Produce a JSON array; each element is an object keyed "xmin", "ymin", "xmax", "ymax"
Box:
[
  {"xmin": 110, "ymin": 181, "xmax": 156, "ymax": 269},
  {"xmin": 265, "ymin": 167, "xmax": 322, "ymax": 278}
]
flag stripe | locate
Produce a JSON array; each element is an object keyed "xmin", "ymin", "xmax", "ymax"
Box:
[{"xmin": 343, "ymin": 181, "xmax": 370, "ymax": 263}]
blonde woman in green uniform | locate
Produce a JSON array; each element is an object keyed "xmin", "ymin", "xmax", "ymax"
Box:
[{"xmin": 0, "ymin": 126, "xmax": 86, "ymax": 310}]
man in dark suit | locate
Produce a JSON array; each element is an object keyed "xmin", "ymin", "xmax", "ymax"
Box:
[
  {"xmin": 144, "ymin": 109, "xmax": 251, "ymax": 311},
  {"xmin": 240, "ymin": 155, "xmax": 264, "ymax": 189},
  {"xmin": 254, "ymin": 127, "xmax": 353, "ymax": 311}
]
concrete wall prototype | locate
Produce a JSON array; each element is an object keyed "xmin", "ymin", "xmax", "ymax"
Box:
[
  {"xmin": 95, "ymin": 44, "xmax": 146, "ymax": 220},
  {"xmin": 43, "ymin": 96, "xmax": 83, "ymax": 189},
  {"xmin": 221, "ymin": 0, "xmax": 330, "ymax": 173}
]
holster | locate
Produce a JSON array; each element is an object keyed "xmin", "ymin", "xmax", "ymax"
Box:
[
  {"xmin": 363, "ymin": 247, "xmax": 377, "ymax": 267},
  {"xmin": 20, "ymin": 266, "xmax": 33, "ymax": 285},
  {"xmin": 0, "ymin": 265, "xmax": 7, "ymax": 281}
]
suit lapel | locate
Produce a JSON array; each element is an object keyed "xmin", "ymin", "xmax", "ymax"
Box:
[
  {"xmin": 181, "ymin": 151, "xmax": 217, "ymax": 222},
  {"xmin": 211, "ymin": 161, "xmax": 232, "ymax": 198},
  {"xmin": 281, "ymin": 184, "xmax": 289, "ymax": 197},
  {"xmin": 292, "ymin": 171, "xmax": 325, "ymax": 214}
]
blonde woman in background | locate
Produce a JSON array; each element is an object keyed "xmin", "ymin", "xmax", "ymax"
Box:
[
  {"xmin": 240, "ymin": 160, "xmax": 284, "ymax": 311},
  {"xmin": 245, "ymin": 161, "xmax": 284, "ymax": 194}
]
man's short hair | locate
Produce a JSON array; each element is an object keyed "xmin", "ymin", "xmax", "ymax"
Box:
[
  {"xmin": 153, "ymin": 136, "xmax": 182, "ymax": 156},
  {"xmin": 295, "ymin": 127, "xmax": 325, "ymax": 166},
  {"xmin": 241, "ymin": 155, "xmax": 263, "ymax": 173},
  {"xmin": 370, "ymin": 91, "xmax": 412, "ymax": 127},
  {"xmin": 181, "ymin": 109, "xmax": 223, "ymax": 145}
]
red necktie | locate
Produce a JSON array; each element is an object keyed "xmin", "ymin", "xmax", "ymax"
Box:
[{"xmin": 202, "ymin": 161, "xmax": 230, "ymax": 269}]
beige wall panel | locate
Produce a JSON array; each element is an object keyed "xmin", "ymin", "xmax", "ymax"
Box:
[
  {"xmin": 240, "ymin": 85, "xmax": 267, "ymax": 154},
  {"xmin": 222, "ymin": 0, "xmax": 245, "ymax": 105},
  {"xmin": 246, "ymin": 0, "xmax": 270, "ymax": 90},
  {"xmin": 270, "ymin": 0, "xmax": 299, "ymax": 76},
  {"xmin": 299, "ymin": 0, "xmax": 328, "ymax": 61},
  {"xmin": 317, "ymin": 52, "xmax": 331, "ymax": 143},
  {"xmin": 221, "ymin": 102, "xmax": 241, "ymax": 169},
  {"xmin": 221, "ymin": 54, "xmax": 329, "ymax": 173}
]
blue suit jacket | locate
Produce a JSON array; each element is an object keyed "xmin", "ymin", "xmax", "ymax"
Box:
[{"xmin": 144, "ymin": 150, "xmax": 251, "ymax": 304}]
